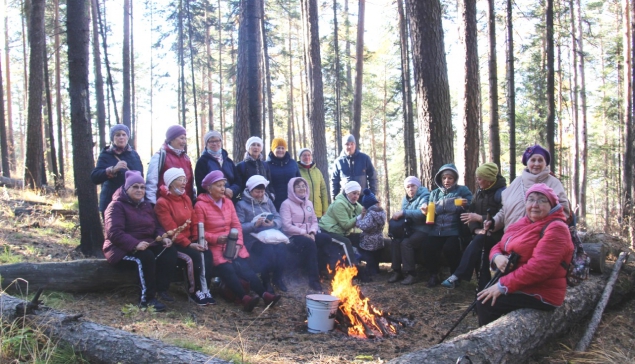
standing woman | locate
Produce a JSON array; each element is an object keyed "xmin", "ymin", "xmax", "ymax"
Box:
[
  {"xmin": 91, "ymin": 124, "xmax": 144, "ymax": 216},
  {"xmin": 195, "ymin": 171, "xmax": 281, "ymax": 311},
  {"xmin": 103, "ymin": 171, "xmax": 178, "ymax": 312},
  {"xmin": 297, "ymin": 148, "xmax": 329, "ymax": 218},
  {"xmin": 194, "ymin": 131, "xmax": 240, "ymax": 199},
  {"xmin": 266, "ymin": 138, "xmax": 300, "ymax": 211},
  {"xmin": 146, "ymin": 125, "xmax": 194, "ymax": 204},
  {"xmin": 235, "ymin": 136, "xmax": 275, "ymax": 198}
]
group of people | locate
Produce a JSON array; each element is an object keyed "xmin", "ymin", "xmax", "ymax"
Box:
[{"xmin": 93, "ymin": 124, "xmax": 575, "ymax": 327}]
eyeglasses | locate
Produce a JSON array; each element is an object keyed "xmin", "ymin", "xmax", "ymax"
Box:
[
  {"xmin": 207, "ymin": 139, "xmax": 222, "ymax": 144},
  {"xmin": 130, "ymin": 184, "xmax": 146, "ymax": 190},
  {"xmin": 526, "ymin": 198, "xmax": 549, "ymax": 205},
  {"xmin": 175, "ymin": 177, "xmax": 188, "ymax": 183},
  {"xmin": 294, "ymin": 185, "xmax": 307, "ymax": 190}
]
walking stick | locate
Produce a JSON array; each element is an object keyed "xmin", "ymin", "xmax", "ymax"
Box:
[{"xmin": 198, "ymin": 222, "xmax": 210, "ymax": 294}]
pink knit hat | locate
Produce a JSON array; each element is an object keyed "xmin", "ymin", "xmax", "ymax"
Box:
[
  {"xmin": 201, "ymin": 170, "xmax": 226, "ymax": 190},
  {"xmin": 124, "ymin": 170, "xmax": 145, "ymax": 191},
  {"xmin": 525, "ymin": 183, "xmax": 559, "ymax": 207}
]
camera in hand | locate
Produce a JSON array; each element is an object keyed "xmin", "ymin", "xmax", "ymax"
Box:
[{"xmin": 223, "ymin": 228, "xmax": 239, "ymax": 259}]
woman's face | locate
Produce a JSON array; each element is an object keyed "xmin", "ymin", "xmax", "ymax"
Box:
[
  {"xmin": 441, "ymin": 173, "xmax": 456, "ymax": 189},
  {"xmin": 169, "ymin": 176, "xmax": 187, "ymax": 192},
  {"xmin": 207, "ymin": 137, "xmax": 222, "ymax": 152},
  {"xmin": 249, "ymin": 143, "xmax": 262, "ymax": 158},
  {"xmin": 170, "ymin": 134, "xmax": 187, "ymax": 150},
  {"xmin": 525, "ymin": 192, "xmax": 552, "ymax": 222},
  {"xmin": 347, "ymin": 190, "xmax": 361, "ymax": 204},
  {"xmin": 113, "ymin": 131, "xmax": 129, "ymax": 148},
  {"xmin": 294, "ymin": 182, "xmax": 308, "ymax": 198},
  {"xmin": 127, "ymin": 183, "xmax": 146, "ymax": 202},
  {"xmin": 405, "ymin": 183, "xmax": 418, "ymax": 198},
  {"xmin": 300, "ymin": 151, "xmax": 313, "ymax": 165},
  {"xmin": 274, "ymin": 146, "xmax": 286, "ymax": 158},
  {"xmin": 476, "ymin": 176, "xmax": 494, "ymax": 190},
  {"xmin": 527, "ymin": 154, "xmax": 547, "ymax": 174},
  {"xmin": 208, "ymin": 180, "xmax": 226, "ymax": 200},
  {"xmin": 250, "ymin": 187, "xmax": 266, "ymax": 201}
]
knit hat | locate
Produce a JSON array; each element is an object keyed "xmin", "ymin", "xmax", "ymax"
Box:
[
  {"xmin": 124, "ymin": 170, "xmax": 145, "ymax": 191},
  {"xmin": 245, "ymin": 136, "xmax": 264, "ymax": 151},
  {"xmin": 403, "ymin": 176, "xmax": 421, "ymax": 189},
  {"xmin": 475, "ymin": 163, "xmax": 499, "ymax": 182},
  {"xmin": 271, "ymin": 138, "xmax": 288, "ymax": 151},
  {"xmin": 110, "ymin": 124, "xmax": 130, "ymax": 141},
  {"xmin": 361, "ymin": 188, "xmax": 378, "ymax": 209},
  {"xmin": 204, "ymin": 131, "xmax": 222, "ymax": 145},
  {"xmin": 525, "ymin": 183, "xmax": 559, "ymax": 207},
  {"xmin": 246, "ymin": 175, "xmax": 269, "ymax": 191},
  {"xmin": 164, "ymin": 168, "xmax": 185, "ymax": 189},
  {"xmin": 201, "ymin": 170, "xmax": 226, "ymax": 190},
  {"xmin": 343, "ymin": 181, "xmax": 362, "ymax": 194},
  {"xmin": 521, "ymin": 144, "xmax": 551, "ymax": 166},
  {"xmin": 165, "ymin": 125, "xmax": 187, "ymax": 143},
  {"xmin": 298, "ymin": 148, "xmax": 312, "ymax": 160},
  {"xmin": 342, "ymin": 134, "xmax": 356, "ymax": 145}
]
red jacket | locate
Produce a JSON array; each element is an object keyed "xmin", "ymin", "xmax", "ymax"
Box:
[
  {"xmin": 490, "ymin": 205, "xmax": 573, "ymax": 306},
  {"xmin": 155, "ymin": 185, "xmax": 196, "ymax": 248},
  {"xmin": 194, "ymin": 193, "xmax": 249, "ymax": 266}
]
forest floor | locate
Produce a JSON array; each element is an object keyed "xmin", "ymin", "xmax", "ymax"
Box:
[{"xmin": 0, "ymin": 189, "xmax": 634, "ymax": 363}]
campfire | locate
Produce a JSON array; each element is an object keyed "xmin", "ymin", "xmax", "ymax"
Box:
[{"xmin": 328, "ymin": 261, "xmax": 407, "ymax": 338}]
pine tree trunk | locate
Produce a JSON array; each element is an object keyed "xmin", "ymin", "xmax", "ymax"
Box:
[
  {"xmin": 506, "ymin": 0, "xmax": 515, "ymax": 182},
  {"xmin": 459, "ymin": 0, "xmax": 480, "ymax": 192},
  {"xmin": 130, "ymin": 0, "xmax": 137, "ymax": 148},
  {"xmin": 261, "ymin": 0, "xmax": 274, "ymax": 143},
  {"xmin": 44, "ymin": 47, "xmax": 60, "ymax": 188},
  {"xmin": 185, "ymin": 0, "xmax": 199, "ymax": 157},
  {"xmin": 96, "ymin": 0, "xmax": 119, "ymax": 125},
  {"xmin": 405, "ymin": 0, "xmax": 453, "ymax": 189},
  {"xmin": 0, "ymin": 49, "xmax": 8, "ymax": 177},
  {"xmin": 24, "ymin": 0, "xmax": 45, "ymax": 189},
  {"xmin": 333, "ymin": 0, "xmax": 342, "ymax": 155},
  {"xmin": 382, "ymin": 73, "xmax": 390, "ymax": 217},
  {"xmin": 397, "ymin": 0, "xmax": 416, "ymax": 178},
  {"xmin": 122, "ymin": 0, "xmax": 131, "ymax": 133},
  {"xmin": 4, "ymin": 0, "xmax": 15, "ymax": 174},
  {"xmin": 351, "ymin": 0, "xmax": 364, "ymax": 143},
  {"xmin": 287, "ymin": 10, "xmax": 295, "ymax": 158},
  {"xmin": 571, "ymin": 0, "xmax": 580, "ymax": 210},
  {"xmin": 576, "ymin": 0, "xmax": 587, "ymax": 223},
  {"xmin": 628, "ymin": 0, "xmax": 635, "ymax": 247},
  {"xmin": 54, "ymin": 0, "xmax": 64, "ymax": 186},
  {"xmin": 344, "ymin": 0, "xmax": 352, "ymax": 126},
  {"xmin": 218, "ymin": 0, "xmax": 224, "ymax": 138},
  {"xmin": 546, "ymin": 0, "xmax": 556, "ymax": 173},
  {"xmin": 487, "ymin": 0, "xmax": 500, "ymax": 168},
  {"xmin": 91, "ymin": 0, "xmax": 106, "ymax": 150},
  {"xmin": 68, "ymin": 0, "xmax": 104, "ymax": 257}
]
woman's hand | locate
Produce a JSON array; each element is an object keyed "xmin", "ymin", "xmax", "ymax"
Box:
[
  {"xmin": 162, "ymin": 238, "xmax": 173, "ymax": 248},
  {"xmin": 391, "ymin": 211, "xmax": 404, "ymax": 220},
  {"xmin": 460, "ymin": 213, "xmax": 482, "ymax": 224},
  {"xmin": 477, "ymin": 285, "xmax": 502, "ymax": 305},
  {"xmin": 114, "ymin": 160, "xmax": 128, "ymax": 173},
  {"xmin": 493, "ymin": 254, "xmax": 509, "ymax": 272},
  {"xmin": 304, "ymin": 233, "xmax": 315, "ymax": 241},
  {"xmin": 135, "ymin": 241, "xmax": 149, "ymax": 251},
  {"xmin": 420, "ymin": 204, "xmax": 428, "ymax": 214},
  {"xmin": 483, "ymin": 220, "xmax": 493, "ymax": 231},
  {"xmin": 217, "ymin": 235, "xmax": 228, "ymax": 245},
  {"xmin": 224, "ymin": 189, "xmax": 233, "ymax": 198},
  {"xmin": 191, "ymin": 242, "xmax": 206, "ymax": 251},
  {"xmin": 254, "ymin": 217, "xmax": 265, "ymax": 227}
]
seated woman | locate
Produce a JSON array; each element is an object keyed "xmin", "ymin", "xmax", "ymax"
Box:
[
  {"xmin": 356, "ymin": 189, "xmax": 386, "ymax": 278},
  {"xmin": 441, "ymin": 163, "xmax": 507, "ymax": 289},
  {"xmin": 421, "ymin": 164, "xmax": 473, "ymax": 287},
  {"xmin": 388, "ymin": 176, "xmax": 431, "ymax": 285},
  {"xmin": 279, "ymin": 177, "xmax": 330, "ymax": 291},
  {"xmin": 235, "ymin": 175, "xmax": 287, "ymax": 293},
  {"xmin": 195, "ymin": 170, "xmax": 281, "ymax": 312},
  {"xmin": 155, "ymin": 167, "xmax": 215, "ymax": 306},
  {"xmin": 103, "ymin": 171, "xmax": 177, "ymax": 312},
  {"xmin": 476, "ymin": 183, "xmax": 574, "ymax": 326},
  {"xmin": 319, "ymin": 181, "xmax": 364, "ymax": 267}
]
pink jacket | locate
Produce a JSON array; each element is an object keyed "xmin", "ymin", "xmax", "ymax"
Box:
[
  {"xmin": 194, "ymin": 193, "xmax": 249, "ymax": 266},
  {"xmin": 279, "ymin": 177, "xmax": 319, "ymax": 236},
  {"xmin": 490, "ymin": 205, "xmax": 573, "ymax": 306}
]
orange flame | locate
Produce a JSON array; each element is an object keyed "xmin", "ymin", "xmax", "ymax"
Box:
[{"xmin": 329, "ymin": 261, "xmax": 397, "ymax": 338}]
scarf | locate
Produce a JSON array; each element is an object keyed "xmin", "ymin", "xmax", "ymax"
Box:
[
  {"xmin": 206, "ymin": 148, "xmax": 224, "ymax": 166},
  {"xmin": 167, "ymin": 143, "xmax": 184, "ymax": 156}
]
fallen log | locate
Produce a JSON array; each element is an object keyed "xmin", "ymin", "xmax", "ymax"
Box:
[
  {"xmin": 582, "ymin": 242, "xmax": 606, "ymax": 273},
  {"xmin": 0, "ymin": 176, "xmax": 24, "ymax": 188},
  {"xmin": 388, "ymin": 274, "xmax": 605, "ymax": 364},
  {"xmin": 0, "ymin": 293, "xmax": 229, "ymax": 364}
]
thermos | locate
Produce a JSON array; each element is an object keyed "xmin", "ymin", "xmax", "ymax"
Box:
[
  {"xmin": 426, "ymin": 202, "xmax": 435, "ymax": 225},
  {"xmin": 223, "ymin": 228, "xmax": 240, "ymax": 259}
]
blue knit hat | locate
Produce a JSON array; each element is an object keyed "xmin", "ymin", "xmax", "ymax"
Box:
[{"xmin": 361, "ymin": 188, "xmax": 378, "ymax": 209}]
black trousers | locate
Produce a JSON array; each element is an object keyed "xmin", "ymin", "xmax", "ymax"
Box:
[
  {"xmin": 476, "ymin": 293, "xmax": 556, "ymax": 326},
  {"xmin": 422, "ymin": 235, "xmax": 462, "ymax": 275},
  {"xmin": 359, "ymin": 248, "xmax": 382, "ymax": 275},
  {"xmin": 391, "ymin": 231, "xmax": 428, "ymax": 275},
  {"xmin": 175, "ymin": 245, "xmax": 213, "ymax": 293},
  {"xmin": 117, "ymin": 244, "xmax": 178, "ymax": 303},
  {"xmin": 323, "ymin": 231, "xmax": 361, "ymax": 265},
  {"xmin": 213, "ymin": 258, "xmax": 266, "ymax": 298},
  {"xmin": 288, "ymin": 235, "xmax": 320, "ymax": 283},
  {"xmin": 250, "ymin": 241, "xmax": 286, "ymax": 282},
  {"xmin": 452, "ymin": 234, "xmax": 499, "ymax": 289}
]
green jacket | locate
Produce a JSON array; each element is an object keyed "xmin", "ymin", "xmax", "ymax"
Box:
[
  {"xmin": 298, "ymin": 162, "xmax": 329, "ymax": 217},
  {"xmin": 319, "ymin": 193, "xmax": 363, "ymax": 235}
]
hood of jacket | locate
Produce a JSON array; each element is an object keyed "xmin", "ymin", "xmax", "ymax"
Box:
[
  {"xmin": 435, "ymin": 163, "xmax": 460, "ymax": 192},
  {"xmin": 286, "ymin": 177, "xmax": 310, "ymax": 204},
  {"xmin": 407, "ymin": 186, "xmax": 428, "ymax": 203}
]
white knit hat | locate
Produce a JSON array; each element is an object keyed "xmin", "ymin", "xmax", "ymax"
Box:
[
  {"xmin": 246, "ymin": 175, "xmax": 269, "ymax": 191},
  {"xmin": 245, "ymin": 136, "xmax": 263, "ymax": 151},
  {"xmin": 343, "ymin": 181, "xmax": 362, "ymax": 194},
  {"xmin": 164, "ymin": 168, "xmax": 186, "ymax": 189}
]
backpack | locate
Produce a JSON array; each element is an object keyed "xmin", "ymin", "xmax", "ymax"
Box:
[{"xmin": 540, "ymin": 217, "xmax": 590, "ymax": 286}]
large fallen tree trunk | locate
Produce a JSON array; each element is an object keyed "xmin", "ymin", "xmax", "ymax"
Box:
[
  {"xmin": 0, "ymin": 293, "xmax": 229, "ymax": 364},
  {"xmin": 389, "ymin": 274, "xmax": 606, "ymax": 364}
]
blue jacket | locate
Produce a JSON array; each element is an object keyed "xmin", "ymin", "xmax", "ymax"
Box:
[
  {"xmin": 91, "ymin": 146, "xmax": 144, "ymax": 213},
  {"xmin": 235, "ymin": 154, "xmax": 276, "ymax": 200},
  {"xmin": 331, "ymin": 149, "xmax": 378, "ymax": 199},
  {"xmin": 401, "ymin": 186, "xmax": 431, "ymax": 234},
  {"xmin": 194, "ymin": 149, "xmax": 240, "ymax": 197},
  {"xmin": 429, "ymin": 164, "xmax": 473, "ymax": 237},
  {"xmin": 266, "ymin": 151, "xmax": 300, "ymax": 211}
]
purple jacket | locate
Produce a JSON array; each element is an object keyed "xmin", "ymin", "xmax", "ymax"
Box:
[{"xmin": 103, "ymin": 187, "xmax": 166, "ymax": 264}]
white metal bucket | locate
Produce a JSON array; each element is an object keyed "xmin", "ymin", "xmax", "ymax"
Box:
[{"xmin": 306, "ymin": 294, "xmax": 340, "ymax": 333}]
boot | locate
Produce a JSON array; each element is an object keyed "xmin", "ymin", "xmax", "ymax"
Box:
[
  {"xmin": 242, "ymin": 295, "xmax": 260, "ymax": 312},
  {"xmin": 262, "ymin": 277, "xmax": 275, "ymax": 294},
  {"xmin": 401, "ymin": 274, "xmax": 419, "ymax": 285},
  {"xmin": 273, "ymin": 277, "xmax": 288, "ymax": 292},
  {"xmin": 388, "ymin": 271, "xmax": 404, "ymax": 283},
  {"xmin": 427, "ymin": 274, "xmax": 440, "ymax": 288},
  {"xmin": 262, "ymin": 292, "xmax": 281, "ymax": 307}
]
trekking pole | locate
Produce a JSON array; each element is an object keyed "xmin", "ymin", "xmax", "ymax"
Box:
[{"xmin": 439, "ymin": 252, "xmax": 520, "ymax": 343}]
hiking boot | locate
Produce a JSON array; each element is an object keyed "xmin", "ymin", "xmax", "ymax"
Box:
[
  {"xmin": 158, "ymin": 291, "xmax": 175, "ymax": 302},
  {"xmin": 262, "ymin": 292, "xmax": 281, "ymax": 307},
  {"xmin": 401, "ymin": 274, "xmax": 419, "ymax": 285},
  {"xmin": 242, "ymin": 295, "xmax": 261, "ymax": 312},
  {"xmin": 273, "ymin": 278, "xmax": 288, "ymax": 292},
  {"xmin": 309, "ymin": 280, "xmax": 323, "ymax": 292},
  {"xmin": 189, "ymin": 290, "xmax": 207, "ymax": 306},
  {"xmin": 262, "ymin": 278, "xmax": 275, "ymax": 294},
  {"xmin": 441, "ymin": 275, "xmax": 460, "ymax": 289},
  {"xmin": 427, "ymin": 274, "xmax": 440, "ymax": 288},
  {"xmin": 388, "ymin": 271, "xmax": 404, "ymax": 283},
  {"xmin": 140, "ymin": 298, "xmax": 166, "ymax": 312},
  {"xmin": 204, "ymin": 291, "xmax": 216, "ymax": 305}
]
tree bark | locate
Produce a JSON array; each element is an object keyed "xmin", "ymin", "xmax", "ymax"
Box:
[
  {"xmin": 405, "ymin": 0, "xmax": 453, "ymax": 189},
  {"xmin": 4, "ymin": 0, "xmax": 15, "ymax": 174},
  {"xmin": 261, "ymin": 0, "xmax": 274, "ymax": 143},
  {"xmin": 546, "ymin": 0, "xmax": 556, "ymax": 174},
  {"xmin": 91, "ymin": 0, "xmax": 106, "ymax": 150},
  {"xmin": 0, "ymin": 44, "xmax": 8, "ymax": 177},
  {"xmin": 0, "ymin": 293, "xmax": 230, "ymax": 364},
  {"xmin": 487, "ymin": 0, "xmax": 500, "ymax": 168},
  {"xmin": 44, "ymin": 47, "xmax": 60, "ymax": 189},
  {"xmin": 350, "ymin": 0, "xmax": 364, "ymax": 143},
  {"xmin": 122, "ymin": 0, "xmax": 131, "ymax": 133},
  {"xmin": 185, "ymin": 0, "xmax": 199, "ymax": 157},
  {"xmin": 333, "ymin": 0, "xmax": 342, "ymax": 155},
  {"xmin": 506, "ymin": 0, "xmax": 515, "ymax": 182},
  {"xmin": 571, "ymin": 0, "xmax": 580, "ymax": 210},
  {"xmin": 96, "ymin": 0, "xmax": 119, "ymax": 125},
  {"xmin": 24, "ymin": 0, "xmax": 45, "ymax": 189},
  {"xmin": 397, "ymin": 0, "xmax": 416, "ymax": 178},
  {"xmin": 576, "ymin": 0, "xmax": 587, "ymax": 224},
  {"xmin": 628, "ymin": 0, "xmax": 635, "ymax": 247},
  {"xmin": 459, "ymin": 0, "xmax": 480, "ymax": 192},
  {"xmin": 54, "ymin": 0, "xmax": 64, "ymax": 186},
  {"xmin": 67, "ymin": 0, "xmax": 104, "ymax": 257}
]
